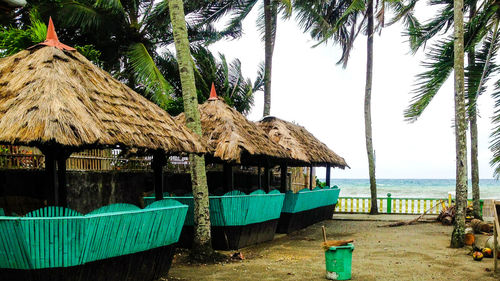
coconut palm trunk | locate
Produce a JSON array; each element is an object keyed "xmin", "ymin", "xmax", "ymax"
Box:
[
  {"xmin": 467, "ymin": 3, "xmax": 481, "ymax": 220},
  {"xmin": 469, "ymin": 86, "xmax": 481, "ymax": 219},
  {"xmin": 365, "ymin": 0, "xmax": 378, "ymax": 214},
  {"xmin": 263, "ymin": 0, "xmax": 277, "ymax": 117},
  {"xmin": 451, "ymin": 0, "xmax": 468, "ymax": 248},
  {"xmin": 168, "ymin": 0, "xmax": 213, "ymax": 258}
]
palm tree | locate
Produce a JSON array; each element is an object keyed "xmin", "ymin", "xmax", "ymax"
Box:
[
  {"xmin": 20, "ymin": 0, "xmax": 238, "ymax": 108},
  {"xmin": 403, "ymin": 0, "xmax": 500, "ymax": 219},
  {"xmin": 168, "ymin": 0, "xmax": 213, "ymax": 260},
  {"xmin": 0, "ymin": 10, "xmax": 101, "ymax": 63},
  {"xmin": 293, "ymin": 0, "xmax": 418, "ymax": 214},
  {"xmin": 451, "ymin": 0, "xmax": 467, "ymax": 248},
  {"xmin": 156, "ymin": 45, "xmax": 263, "ymax": 116},
  {"xmin": 194, "ymin": 0, "xmax": 292, "ymax": 117}
]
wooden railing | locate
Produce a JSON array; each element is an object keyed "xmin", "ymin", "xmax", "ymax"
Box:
[
  {"xmin": 335, "ymin": 193, "xmax": 484, "ymax": 215},
  {"xmin": 0, "ymin": 145, "xmax": 151, "ymax": 171}
]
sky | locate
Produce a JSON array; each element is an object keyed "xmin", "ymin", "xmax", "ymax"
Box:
[{"xmin": 208, "ymin": 7, "xmax": 498, "ymax": 180}]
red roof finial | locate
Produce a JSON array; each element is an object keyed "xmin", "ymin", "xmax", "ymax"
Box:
[
  {"xmin": 39, "ymin": 17, "xmax": 76, "ymax": 51},
  {"xmin": 46, "ymin": 17, "xmax": 59, "ymax": 42},
  {"xmin": 208, "ymin": 83, "xmax": 218, "ymax": 100}
]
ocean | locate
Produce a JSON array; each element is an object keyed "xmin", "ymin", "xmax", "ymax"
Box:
[{"xmin": 322, "ymin": 178, "xmax": 500, "ymax": 199}]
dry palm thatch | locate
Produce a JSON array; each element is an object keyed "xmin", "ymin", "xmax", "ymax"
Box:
[
  {"xmin": 175, "ymin": 88, "xmax": 295, "ymax": 164},
  {"xmin": 0, "ymin": 40, "xmax": 205, "ymax": 154},
  {"xmin": 256, "ymin": 116, "xmax": 349, "ymax": 168}
]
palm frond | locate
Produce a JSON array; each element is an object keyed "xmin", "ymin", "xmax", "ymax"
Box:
[
  {"xmin": 404, "ymin": 37, "xmax": 454, "ymax": 122},
  {"xmin": 278, "ymin": 0, "xmax": 293, "ymax": 18},
  {"xmin": 467, "ymin": 24, "xmax": 500, "ymax": 96},
  {"xmin": 219, "ymin": 0, "xmax": 257, "ymax": 41},
  {"xmin": 253, "ymin": 61, "xmax": 265, "ymax": 92},
  {"xmin": 95, "ymin": 0, "xmax": 124, "ymax": 11},
  {"xmin": 58, "ymin": 1, "xmax": 105, "ymax": 31},
  {"xmin": 405, "ymin": 1, "xmax": 454, "ymax": 52},
  {"xmin": 28, "ymin": 9, "xmax": 46, "ymax": 43},
  {"xmin": 127, "ymin": 42, "xmax": 172, "ymax": 107},
  {"xmin": 489, "ymin": 78, "xmax": 500, "ymax": 178}
]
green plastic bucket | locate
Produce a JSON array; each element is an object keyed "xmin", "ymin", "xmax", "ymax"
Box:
[{"xmin": 324, "ymin": 243, "xmax": 354, "ymax": 280}]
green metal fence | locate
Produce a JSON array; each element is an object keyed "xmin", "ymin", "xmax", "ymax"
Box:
[
  {"xmin": 281, "ymin": 186, "xmax": 340, "ymax": 214},
  {"xmin": 144, "ymin": 189, "xmax": 285, "ymax": 227},
  {"xmin": 335, "ymin": 193, "xmax": 484, "ymax": 215},
  {"xmin": 0, "ymin": 200, "xmax": 187, "ymax": 270}
]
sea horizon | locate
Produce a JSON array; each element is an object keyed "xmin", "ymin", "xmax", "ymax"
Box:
[{"xmin": 318, "ymin": 178, "xmax": 500, "ymax": 199}]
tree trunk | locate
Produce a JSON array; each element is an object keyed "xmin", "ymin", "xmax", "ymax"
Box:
[
  {"xmin": 168, "ymin": 0, "xmax": 213, "ymax": 259},
  {"xmin": 470, "ymin": 19, "xmax": 500, "ymax": 219},
  {"xmin": 451, "ymin": 0, "xmax": 468, "ymax": 248},
  {"xmin": 467, "ymin": 18, "xmax": 480, "ymax": 218},
  {"xmin": 470, "ymin": 87, "xmax": 481, "ymax": 219},
  {"xmin": 365, "ymin": 0, "xmax": 377, "ymax": 215},
  {"xmin": 263, "ymin": 0, "xmax": 277, "ymax": 117}
]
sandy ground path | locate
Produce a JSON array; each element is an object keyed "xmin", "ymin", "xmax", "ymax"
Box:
[{"xmin": 166, "ymin": 218, "xmax": 499, "ymax": 280}]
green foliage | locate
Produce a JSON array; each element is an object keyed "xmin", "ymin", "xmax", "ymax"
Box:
[
  {"xmin": 316, "ymin": 178, "xmax": 326, "ymax": 188},
  {"xmin": 404, "ymin": 38, "xmax": 454, "ymax": 122},
  {"xmin": 0, "ymin": 10, "xmax": 102, "ymax": 65},
  {"xmin": 0, "ymin": 10, "xmax": 46, "ymax": 57},
  {"xmin": 127, "ymin": 43, "xmax": 172, "ymax": 107},
  {"xmin": 74, "ymin": 45, "xmax": 102, "ymax": 65},
  {"xmin": 18, "ymin": 0, "xmax": 247, "ymax": 110},
  {"xmin": 156, "ymin": 46, "xmax": 259, "ymax": 116}
]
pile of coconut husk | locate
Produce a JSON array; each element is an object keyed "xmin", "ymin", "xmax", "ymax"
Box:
[
  {"xmin": 437, "ymin": 204, "xmax": 493, "ymax": 233},
  {"xmin": 437, "ymin": 205, "xmax": 455, "ymax": 225},
  {"xmin": 469, "ymin": 218, "xmax": 493, "ymax": 234}
]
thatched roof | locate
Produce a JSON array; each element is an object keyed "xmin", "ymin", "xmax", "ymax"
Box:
[
  {"xmin": 256, "ymin": 116, "xmax": 349, "ymax": 168},
  {"xmin": 0, "ymin": 21, "xmax": 205, "ymax": 154},
  {"xmin": 175, "ymin": 85, "xmax": 295, "ymax": 164}
]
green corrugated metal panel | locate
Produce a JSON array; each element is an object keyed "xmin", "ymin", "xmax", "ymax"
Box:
[
  {"xmin": 281, "ymin": 186, "xmax": 341, "ymax": 214},
  {"xmin": 153, "ymin": 190, "xmax": 285, "ymax": 227},
  {"xmin": 0, "ymin": 201, "xmax": 187, "ymax": 270}
]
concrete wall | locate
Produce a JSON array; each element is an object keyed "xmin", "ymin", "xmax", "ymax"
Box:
[{"xmin": 0, "ymin": 169, "xmax": 280, "ymax": 214}]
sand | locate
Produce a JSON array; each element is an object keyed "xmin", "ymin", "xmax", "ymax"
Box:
[{"xmin": 165, "ymin": 219, "xmax": 499, "ymax": 280}]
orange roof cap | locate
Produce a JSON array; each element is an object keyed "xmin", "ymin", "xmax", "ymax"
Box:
[
  {"xmin": 208, "ymin": 83, "xmax": 218, "ymax": 100},
  {"xmin": 39, "ymin": 17, "xmax": 76, "ymax": 51}
]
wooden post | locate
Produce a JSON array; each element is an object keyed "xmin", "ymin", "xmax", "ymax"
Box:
[
  {"xmin": 152, "ymin": 151, "xmax": 166, "ymax": 201},
  {"xmin": 309, "ymin": 166, "xmax": 314, "ymax": 189},
  {"xmin": 264, "ymin": 163, "xmax": 270, "ymax": 192},
  {"xmin": 494, "ymin": 222, "xmax": 498, "ymax": 272},
  {"xmin": 326, "ymin": 163, "xmax": 331, "ymax": 187},
  {"xmin": 257, "ymin": 165, "xmax": 262, "ymax": 188},
  {"xmin": 223, "ymin": 163, "xmax": 234, "ymax": 191},
  {"xmin": 44, "ymin": 151, "xmax": 58, "ymax": 206},
  {"xmin": 280, "ymin": 163, "xmax": 287, "ymax": 193},
  {"xmin": 494, "ymin": 203, "xmax": 498, "ymax": 272},
  {"xmin": 57, "ymin": 153, "xmax": 69, "ymax": 207}
]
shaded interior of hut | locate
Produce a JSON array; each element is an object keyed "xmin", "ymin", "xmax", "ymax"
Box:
[{"xmin": 0, "ymin": 147, "xmax": 316, "ymax": 215}]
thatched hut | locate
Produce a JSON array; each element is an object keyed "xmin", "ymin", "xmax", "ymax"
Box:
[
  {"xmin": 0, "ymin": 19, "xmax": 200, "ymax": 280},
  {"xmin": 0, "ymin": 19, "xmax": 205, "ymax": 206},
  {"xmin": 257, "ymin": 116, "xmax": 348, "ymax": 233},
  {"xmin": 170, "ymin": 85, "xmax": 299, "ymax": 249},
  {"xmin": 257, "ymin": 116, "xmax": 348, "ymax": 186},
  {"xmin": 175, "ymin": 84, "xmax": 300, "ymax": 192},
  {"xmin": 175, "ymin": 85, "xmax": 292, "ymax": 165}
]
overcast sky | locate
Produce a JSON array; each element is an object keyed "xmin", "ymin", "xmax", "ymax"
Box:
[{"xmin": 208, "ymin": 7, "xmax": 498, "ymax": 180}]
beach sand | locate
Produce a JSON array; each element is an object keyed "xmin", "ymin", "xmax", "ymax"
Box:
[{"xmin": 165, "ymin": 218, "xmax": 498, "ymax": 280}]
